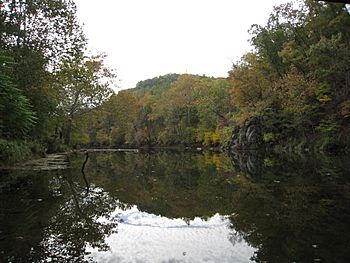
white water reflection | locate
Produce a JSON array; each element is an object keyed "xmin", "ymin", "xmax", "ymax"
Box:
[{"xmin": 86, "ymin": 206, "xmax": 255, "ymax": 263}]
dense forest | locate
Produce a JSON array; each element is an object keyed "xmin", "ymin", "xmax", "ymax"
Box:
[{"xmin": 1, "ymin": 0, "xmax": 350, "ymax": 162}]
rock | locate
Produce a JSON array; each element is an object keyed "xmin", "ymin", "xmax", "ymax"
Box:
[{"xmin": 229, "ymin": 117, "xmax": 263, "ymax": 151}]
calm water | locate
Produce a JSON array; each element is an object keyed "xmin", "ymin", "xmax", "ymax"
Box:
[{"xmin": 0, "ymin": 151, "xmax": 349, "ymax": 262}]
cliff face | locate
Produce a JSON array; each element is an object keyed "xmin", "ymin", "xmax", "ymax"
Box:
[
  {"xmin": 229, "ymin": 117, "xmax": 264, "ymax": 152},
  {"xmin": 228, "ymin": 116, "xmax": 350, "ymax": 154}
]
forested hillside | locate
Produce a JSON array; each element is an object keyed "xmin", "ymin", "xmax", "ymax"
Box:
[
  {"xmin": 1, "ymin": 0, "xmax": 350, "ymax": 162},
  {"xmin": 76, "ymin": 74, "xmax": 234, "ymax": 148},
  {"xmin": 79, "ymin": 0, "xmax": 350, "ymax": 151},
  {"xmin": 228, "ymin": 0, "xmax": 350, "ymax": 152}
]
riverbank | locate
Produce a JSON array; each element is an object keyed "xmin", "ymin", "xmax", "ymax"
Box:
[
  {"xmin": 0, "ymin": 139, "xmax": 46, "ymax": 165},
  {"xmin": 1, "ymin": 136, "xmax": 348, "ymax": 170}
]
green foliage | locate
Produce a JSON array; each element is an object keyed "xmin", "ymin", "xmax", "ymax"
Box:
[
  {"xmin": 0, "ymin": 0, "xmax": 88, "ymax": 142},
  {"xmin": 263, "ymin": 132, "xmax": 275, "ymax": 143},
  {"xmin": 83, "ymin": 74, "xmax": 233, "ymax": 148},
  {"xmin": 228, "ymin": 0, "xmax": 350, "ymax": 150},
  {"xmin": 71, "ymin": 129, "xmax": 90, "ymax": 147},
  {"xmin": 219, "ymin": 127, "xmax": 232, "ymax": 148},
  {"xmin": 46, "ymin": 137, "xmax": 70, "ymax": 154},
  {"xmin": 0, "ymin": 139, "xmax": 45, "ymax": 163},
  {"xmin": 0, "ymin": 55, "xmax": 36, "ymax": 138},
  {"xmin": 0, "ymin": 139, "xmax": 31, "ymax": 163},
  {"xmin": 55, "ymin": 53, "xmax": 115, "ymax": 145},
  {"xmin": 2, "ymin": 0, "xmax": 350, "ymax": 155},
  {"xmin": 109, "ymin": 127, "xmax": 124, "ymax": 146},
  {"xmin": 134, "ymin": 73, "xmax": 179, "ymax": 92},
  {"xmin": 0, "ymin": 0, "xmax": 118, "ymax": 160},
  {"xmin": 316, "ymin": 117, "xmax": 342, "ymax": 151}
]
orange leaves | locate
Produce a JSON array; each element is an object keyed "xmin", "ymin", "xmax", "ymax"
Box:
[
  {"xmin": 339, "ymin": 100, "xmax": 350, "ymax": 119},
  {"xmin": 228, "ymin": 52, "xmax": 276, "ymax": 123},
  {"xmin": 274, "ymin": 66, "xmax": 317, "ymax": 115}
]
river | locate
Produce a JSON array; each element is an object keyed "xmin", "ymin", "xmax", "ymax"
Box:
[{"xmin": 0, "ymin": 150, "xmax": 349, "ymax": 262}]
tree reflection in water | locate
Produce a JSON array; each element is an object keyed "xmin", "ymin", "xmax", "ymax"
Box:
[
  {"xmin": 1, "ymin": 150, "xmax": 349, "ymax": 262},
  {"xmin": 228, "ymin": 151, "xmax": 350, "ymax": 263},
  {"xmin": 0, "ymin": 166, "xmax": 120, "ymax": 262},
  {"xmin": 82, "ymin": 151, "xmax": 237, "ymax": 219},
  {"xmin": 36, "ymin": 174, "xmax": 119, "ymax": 262}
]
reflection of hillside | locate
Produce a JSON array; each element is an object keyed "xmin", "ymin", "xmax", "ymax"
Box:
[
  {"xmin": 3, "ymin": 151, "xmax": 349, "ymax": 262},
  {"xmin": 228, "ymin": 152, "xmax": 350, "ymax": 263},
  {"xmin": 80, "ymin": 151, "xmax": 237, "ymax": 219}
]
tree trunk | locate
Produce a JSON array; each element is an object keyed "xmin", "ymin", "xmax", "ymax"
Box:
[{"xmin": 64, "ymin": 118, "xmax": 73, "ymax": 145}]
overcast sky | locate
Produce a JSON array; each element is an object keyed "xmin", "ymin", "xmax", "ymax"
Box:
[{"xmin": 74, "ymin": 0, "xmax": 291, "ymax": 89}]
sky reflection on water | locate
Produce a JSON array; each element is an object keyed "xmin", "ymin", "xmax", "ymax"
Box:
[
  {"xmin": 1, "ymin": 151, "xmax": 350, "ymax": 262},
  {"xmin": 87, "ymin": 206, "xmax": 254, "ymax": 263}
]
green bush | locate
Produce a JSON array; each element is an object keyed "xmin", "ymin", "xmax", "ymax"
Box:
[
  {"xmin": 0, "ymin": 139, "xmax": 31, "ymax": 163},
  {"xmin": 316, "ymin": 118, "xmax": 342, "ymax": 152},
  {"xmin": 0, "ymin": 139, "xmax": 46, "ymax": 164},
  {"xmin": 263, "ymin": 132, "xmax": 275, "ymax": 143}
]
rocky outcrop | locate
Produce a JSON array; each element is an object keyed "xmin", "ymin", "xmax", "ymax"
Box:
[{"xmin": 229, "ymin": 117, "xmax": 264, "ymax": 151}]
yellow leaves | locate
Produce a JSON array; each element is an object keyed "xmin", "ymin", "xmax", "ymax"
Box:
[
  {"xmin": 202, "ymin": 128, "xmax": 221, "ymax": 146},
  {"xmin": 96, "ymin": 130, "xmax": 109, "ymax": 145},
  {"xmin": 317, "ymin": 95, "xmax": 332, "ymax": 103},
  {"xmin": 212, "ymin": 154, "xmax": 223, "ymax": 170},
  {"xmin": 315, "ymin": 84, "xmax": 332, "ymax": 104},
  {"xmin": 203, "ymin": 132, "xmax": 212, "ymax": 146},
  {"xmin": 211, "ymin": 128, "xmax": 221, "ymax": 145}
]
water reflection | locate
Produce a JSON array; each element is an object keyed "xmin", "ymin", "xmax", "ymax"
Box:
[
  {"xmin": 37, "ymin": 186, "xmax": 118, "ymax": 262},
  {"xmin": 82, "ymin": 151, "xmax": 237, "ymax": 219},
  {"xmin": 0, "ymin": 169, "xmax": 119, "ymax": 262},
  {"xmin": 0, "ymin": 150, "xmax": 349, "ymax": 262},
  {"xmin": 228, "ymin": 151, "xmax": 350, "ymax": 263},
  {"xmin": 86, "ymin": 207, "xmax": 254, "ymax": 263}
]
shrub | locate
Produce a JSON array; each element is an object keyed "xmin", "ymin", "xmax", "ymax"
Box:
[{"xmin": 0, "ymin": 139, "xmax": 31, "ymax": 163}]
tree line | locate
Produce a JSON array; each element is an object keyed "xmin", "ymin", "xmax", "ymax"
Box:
[
  {"xmin": 229, "ymin": 0, "xmax": 350, "ymax": 152},
  {"xmin": 72, "ymin": 74, "xmax": 234, "ymax": 148},
  {"xmin": 1, "ymin": 0, "xmax": 350, "ymax": 162},
  {"xmin": 0, "ymin": 0, "xmax": 114, "ymax": 161},
  {"xmin": 82, "ymin": 0, "xmax": 350, "ymax": 151}
]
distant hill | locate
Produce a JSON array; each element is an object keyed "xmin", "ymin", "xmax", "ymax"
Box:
[
  {"xmin": 132, "ymin": 73, "xmax": 180, "ymax": 93},
  {"xmin": 131, "ymin": 73, "xmax": 219, "ymax": 95}
]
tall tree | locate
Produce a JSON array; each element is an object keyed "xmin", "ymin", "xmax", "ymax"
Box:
[
  {"xmin": 0, "ymin": 0, "xmax": 87, "ymax": 141},
  {"xmin": 55, "ymin": 53, "xmax": 115, "ymax": 145}
]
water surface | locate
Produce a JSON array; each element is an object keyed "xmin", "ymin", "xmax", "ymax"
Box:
[{"xmin": 0, "ymin": 151, "xmax": 349, "ymax": 262}]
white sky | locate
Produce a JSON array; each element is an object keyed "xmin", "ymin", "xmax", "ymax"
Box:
[{"xmin": 74, "ymin": 0, "xmax": 291, "ymax": 89}]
